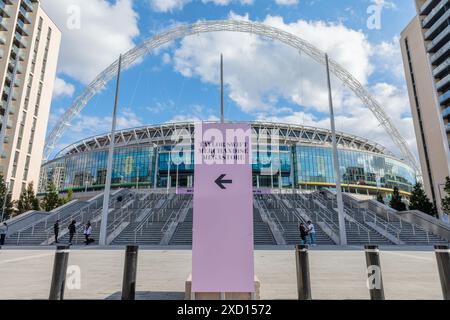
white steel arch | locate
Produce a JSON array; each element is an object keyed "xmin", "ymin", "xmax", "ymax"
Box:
[{"xmin": 45, "ymin": 19, "xmax": 420, "ymax": 173}]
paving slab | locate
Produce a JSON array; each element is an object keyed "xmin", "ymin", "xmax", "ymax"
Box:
[{"xmin": 0, "ymin": 248, "xmax": 443, "ymax": 300}]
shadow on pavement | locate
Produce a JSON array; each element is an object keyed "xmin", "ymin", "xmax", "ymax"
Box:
[{"xmin": 105, "ymin": 291, "xmax": 185, "ymax": 300}]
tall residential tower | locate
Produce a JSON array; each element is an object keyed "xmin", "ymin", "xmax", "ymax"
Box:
[
  {"xmin": 0, "ymin": 0, "xmax": 61, "ymax": 199},
  {"xmin": 400, "ymin": 0, "xmax": 450, "ymax": 218}
]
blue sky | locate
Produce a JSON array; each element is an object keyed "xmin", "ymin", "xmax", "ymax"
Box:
[{"xmin": 41, "ymin": 0, "xmax": 418, "ymax": 159}]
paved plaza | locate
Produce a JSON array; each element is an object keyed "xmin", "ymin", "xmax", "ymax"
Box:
[{"xmin": 0, "ymin": 247, "xmax": 444, "ymax": 300}]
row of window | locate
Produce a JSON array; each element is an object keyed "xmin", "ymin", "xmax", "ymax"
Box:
[{"xmin": 39, "ymin": 144, "xmax": 417, "ymax": 193}]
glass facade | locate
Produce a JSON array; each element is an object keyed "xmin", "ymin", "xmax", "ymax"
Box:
[
  {"xmin": 40, "ymin": 145, "xmax": 156, "ymax": 192},
  {"xmin": 39, "ymin": 137, "xmax": 417, "ymax": 195}
]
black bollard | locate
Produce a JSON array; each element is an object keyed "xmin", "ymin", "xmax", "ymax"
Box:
[
  {"xmin": 49, "ymin": 245, "xmax": 70, "ymax": 300},
  {"xmin": 295, "ymin": 245, "xmax": 312, "ymax": 300},
  {"xmin": 434, "ymin": 245, "xmax": 450, "ymax": 300},
  {"xmin": 121, "ymin": 245, "xmax": 139, "ymax": 300},
  {"xmin": 364, "ymin": 245, "xmax": 385, "ymax": 300}
]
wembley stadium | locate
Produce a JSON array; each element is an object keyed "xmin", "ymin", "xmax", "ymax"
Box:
[{"xmin": 38, "ymin": 121, "xmax": 417, "ymax": 196}]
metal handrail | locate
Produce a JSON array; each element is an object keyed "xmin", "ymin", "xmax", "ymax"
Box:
[
  {"xmin": 43, "ymin": 189, "xmax": 131, "ymax": 245},
  {"xmin": 133, "ymin": 194, "xmax": 171, "ymax": 243},
  {"xmin": 161, "ymin": 197, "xmax": 192, "ymax": 233},
  {"xmin": 311, "ymin": 191, "xmax": 372, "ymax": 243},
  {"xmin": 256, "ymin": 195, "xmax": 285, "ymax": 233}
]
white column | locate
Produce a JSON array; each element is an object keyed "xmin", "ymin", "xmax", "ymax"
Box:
[
  {"xmin": 99, "ymin": 55, "xmax": 122, "ymax": 246},
  {"xmin": 325, "ymin": 53, "xmax": 347, "ymax": 246}
]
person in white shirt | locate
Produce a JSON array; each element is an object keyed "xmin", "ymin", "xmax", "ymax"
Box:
[
  {"xmin": 84, "ymin": 222, "xmax": 93, "ymax": 245},
  {"xmin": 307, "ymin": 221, "xmax": 316, "ymax": 246}
]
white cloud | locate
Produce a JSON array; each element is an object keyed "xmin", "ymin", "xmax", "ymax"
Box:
[
  {"xmin": 174, "ymin": 13, "xmax": 373, "ymax": 114},
  {"xmin": 68, "ymin": 108, "xmax": 144, "ymax": 141},
  {"xmin": 202, "ymin": 0, "xmax": 254, "ymax": 5},
  {"xmin": 149, "ymin": 0, "xmax": 254, "ymax": 12},
  {"xmin": 171, "ymin": 13, "xmax": 416, "ymax": 157},
  {"xmin": 150, "ymin": 0, "xmax": 191, "ymax": 12},
  {"xmin": 372, "ymin": 36, "xmax": 405, "ymax": 81},
  {"xmin": 53, "ymin": 78, "xmax": 75, "ymax": 98},
  {"xmin": 41, "ymin": 0, "xmax": 139, "ymax": 84},
  {"xmin": 275, "ymin": 0, "xmax": 299, "ymax": 6}
]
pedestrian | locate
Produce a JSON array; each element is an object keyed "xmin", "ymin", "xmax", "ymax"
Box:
[
  {"xmin": 83, "ymin": 221, "xmax": 92, "ymax": 245},
  {"xmin": 68, "ymin": 220, "xmax": 76, "ymax": 244},
  {"xmin": 53, "ymin": 220, "xmax": 60, "ymax": 244},
  {"xmin": 299, "ymin": 222, "xmax": 309, "ymax": 245},
  {"xmin": 0, "ymin": 222, "xmax": 8, "ymax": 246},
  {"xmin": 307, "ymin": 221, "xmax": 316, "ymax": 246}
]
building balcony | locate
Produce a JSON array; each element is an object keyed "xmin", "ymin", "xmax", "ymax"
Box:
[
  {"xmin": 0, "ymin": 17, "xmax": 8, "ymax": 32},
  {"xmin": 442, "ymin": 106, "xmax": 450, "ymax": 118},
  {"xmin": 16, "ymin": 18, "xmax": 29, "ymax": 36},
  {"xmin": 423, "ymin": 0, "xmax": 449, "ymax": 28},
  {"xmin": 18, "ymin": 6, "xmax": 31, "ymax": 24},
  {"xmin": 0, "ymin": 0, "xmax": 12, "ymax": 19},
  {"xmin": 14, "ymin": 32, "xmax": 27, "ymax": 48},
  {"xmin": 431, "ymin": 40, "xmax": 450, "ymax": 64},
  {"xmin": 424, "ymin": 7, "xmax": 450, "ymax": 40},
  {"xmin": 421, "ymin": 0, "xmax": 442, "ymax": 15},
  {"xmin": 433, "ymin": 57, "xmax": 450, "ymax": 77},
  {"xmin": 21, "ymin": 0, "xmax": 33, "ymax": 12},
  {"xmin": 427, "ymin": 24, "xmax": 450, "ymax": 52},
  {"xmin": 439, "ymin": 88, "xmax": 450, "ymax": 104},
  {"xmin": 446, "ymin": 122, "xmax": 450, "ymax": 132},
  {"xmin": 436, "ymin": 72, "xmax": 450, "ymax": 90}
]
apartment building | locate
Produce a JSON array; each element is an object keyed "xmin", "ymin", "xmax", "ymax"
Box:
[
  {"xmin": 0, "ymin": 0, "xmax": 61, "ymax": 199},
  {"xmin": 400, "ymin": 0, "xmax": 450, "ymax": 218}
]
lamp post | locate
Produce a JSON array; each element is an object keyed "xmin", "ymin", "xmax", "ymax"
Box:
[{"xmin": 325, "ymin": 53, "xmax": 347, "ymax": 246}]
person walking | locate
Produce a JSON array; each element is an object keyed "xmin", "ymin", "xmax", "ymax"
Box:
[
  {"xmin": 68, "ymin": 220, "xmax": 76, "ymax": 245},
  {"xmin": 83, "ymin": 222, "xmax": 92, "ymax": 245},
  {"xmin": 307, "ymin": 221, "xmax": 317, "ymax": 246},
  {"xmin": 53, "ymin": 220, "xmax": 60, "ymax": 244},
  {"xmin": 0, "ymin": 222, "xmax": 8, "ymax": 246},
  {"xmin": 299, "ymin": 222, "xmax": 309, "ymax": 245}
]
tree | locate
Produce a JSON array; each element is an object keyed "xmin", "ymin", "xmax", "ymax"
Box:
[
  {"xmin": 16, "ymin": 182, "xmax": 40, "ymax": 214},
  {"xmin": 57, "ymin": 189, "xmax": 74, "ymax": 207},
  {"xmin": 0, "ymin": 174, "xmax": 14, "ymax": 221},
  {"xmin": 376, "ymin": 193, "xmax": 384, "ymax": 204},
  {"xmin": 409, "ymin": 182, "xmax": 435, "ymax": 216},
  {"xmin": 389, "ymin": 187, "xmax": 406, "ymax": 211},
  {"xmin": 41, "ymin": 182, "xmax": 59, "ymax": 212},
  {"xmin": 441, "ymin": 177, "xmax": 450, "ymax": 215}
]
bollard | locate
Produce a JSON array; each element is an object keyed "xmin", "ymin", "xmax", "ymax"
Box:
[
  {"xmin": 121, "ymin": 245, "xmax": 139, "ymax": 300},
  {"xmin": 295, "ymin": 244, "xmax": 312, "ymax": 300},
  {"xmin": 49, "ymin": 245, "xmax": 70, "ymax": 300},
  {"xmin": 434, "ymin": 245, "xmax": 450, "ymax": 300},
  {"xmin": 364, "ymin": 245, "xmax": 385, "ymax": 300}
]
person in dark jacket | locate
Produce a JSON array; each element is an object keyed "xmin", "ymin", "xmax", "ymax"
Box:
[
  {"xmin": 68, "ymin": 220, "xmax": 76, "ymax": 244},
  {"xmin": 53, "ymin": 220, "xmax": 60, "ymax": 244},
  {"xmin": 299, "ymin": 222, "xmax": 309, "ymax": 245}
]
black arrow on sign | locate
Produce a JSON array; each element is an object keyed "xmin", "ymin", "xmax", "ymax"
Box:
[{"xmin": 215, "ymin": 174, "xmax": 233, "ymax": 189}]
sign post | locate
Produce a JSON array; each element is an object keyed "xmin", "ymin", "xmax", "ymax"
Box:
[{"xmin": 191, "ymin": 123, "xmax": 254, "ymax": 295}]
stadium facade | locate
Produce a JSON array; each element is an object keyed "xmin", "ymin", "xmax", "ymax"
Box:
[{"xmin": 38, "ymin": 122, "xmax": 417, "ymax": 196}]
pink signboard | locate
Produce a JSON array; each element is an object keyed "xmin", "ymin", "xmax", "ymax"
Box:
[{"xmin": 192, "ymin": 123, "xmax": 254, "ymax": 293}]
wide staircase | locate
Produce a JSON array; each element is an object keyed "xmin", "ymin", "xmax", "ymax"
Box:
[
  {"xmin": 111, "ymin": 193, "xmax": 168, "ymax": 245},
  {"xmin": 253, "ymin": 207, "xmax": 276, "ymax": 245},
  {"xmin": 6, "ymin": 200, "xmax": 94, "ymax": 245},
  {"xmin": 5, "ymin": 190, "xmax": 449, "ymax": 247},
  {"xmin": 169, "ymin": 208, "xmax": 194, "ymax": 245},
  {"xmin": 56, "ymin": 189, "xmax": 135, "ymax": 245},
  {"xmin": 302, "ymin": 192, "xmax": 394, "ymax": 245},
  {"xmin": 260, "ymin": 194, "xmax": 333, "ymax": 245},
  {"xmin": 341, "ymin": 193, "xmax": 449, "ymax": 245}
]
